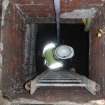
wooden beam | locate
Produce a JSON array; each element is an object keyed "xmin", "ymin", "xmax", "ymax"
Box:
[{"xmin": 26, "ymin": 17, "xmax": 82, "ymax": 24}]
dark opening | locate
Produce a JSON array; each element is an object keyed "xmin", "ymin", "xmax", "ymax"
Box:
[{"xmin": 36, "ymin": 24, "xmax": 89, "ymax": 77}]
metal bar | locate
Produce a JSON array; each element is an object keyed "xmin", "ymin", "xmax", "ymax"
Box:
[
  {"xmin": 54, "ymin": 0, "xmax": 61, "ymax": 43},
  {"xmin": 81, "ymin": 76, "xmax": 100, "ymax": 95},
  {"xmin": 70, "ymin": 72, "xmax": 100, "ymax": 95},
  {"xmin": 38, "ymin": 80, "xmax": 82, "ymax": 83},
  {"xmin": 36, "ymin": 83, "xmax": 86, "ymax": 87},
  {"xmin": 41, "ymin": 78, "xmax": 80, "ymax": 79}
]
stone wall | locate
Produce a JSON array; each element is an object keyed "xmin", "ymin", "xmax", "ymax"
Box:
[{"xmin": 0, "ymin": 0, "xmax": 2, "ymax": 89}]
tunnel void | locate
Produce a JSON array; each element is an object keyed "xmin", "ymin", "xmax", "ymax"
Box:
[
  {"xmin": 1, "ymin": 0, "xmax": 105, "ymax": 101},
  {"xmin": 36, "ymin": 23, "xmax": 89, "ymax": 77}
]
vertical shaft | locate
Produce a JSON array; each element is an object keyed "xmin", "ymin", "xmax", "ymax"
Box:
[{"xmin": 54, "ymin": 0, "xmax": 61, "ymax": 44}]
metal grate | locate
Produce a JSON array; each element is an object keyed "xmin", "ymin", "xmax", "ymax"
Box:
[{"xmin": 36, "ymin": 70, "xmax": 86, "ymax": 87}]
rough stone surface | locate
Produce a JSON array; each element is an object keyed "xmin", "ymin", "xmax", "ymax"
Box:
[
  {"xmin": 15, "ymin": 0, "xmax": 104, "ymax": 17},
  {"xmin": 61, "ymin": 8, "xmax": 97, "ymax": 18},
  {"xmin": 0, "ymin": 91, "xmax": 11, "ymax": 105}
]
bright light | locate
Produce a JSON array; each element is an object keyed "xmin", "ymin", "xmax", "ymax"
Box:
[
  {"xmin": 49, "ymin": 62, "xmax": 63, "ymax": 70},
  {"xmin": 42, "ymin": 42, "xmax": 63, "ymax": 70},
  {"xmin": 43, "ymin": 43, "xmax": 56, "ymax": 54},
  {"xmin": 54, "ymin": 45, "xmax": 74, "ymax": 59}
]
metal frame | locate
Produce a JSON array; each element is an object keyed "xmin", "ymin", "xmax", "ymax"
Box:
[{"xmin": 25, "ymin": 70, "xmax": 100, "ymax": 95}]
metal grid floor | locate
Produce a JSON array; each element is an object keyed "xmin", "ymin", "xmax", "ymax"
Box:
[{"xmin": 36, "ymin": 70, "xmax": 86, "ymax": 87}]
